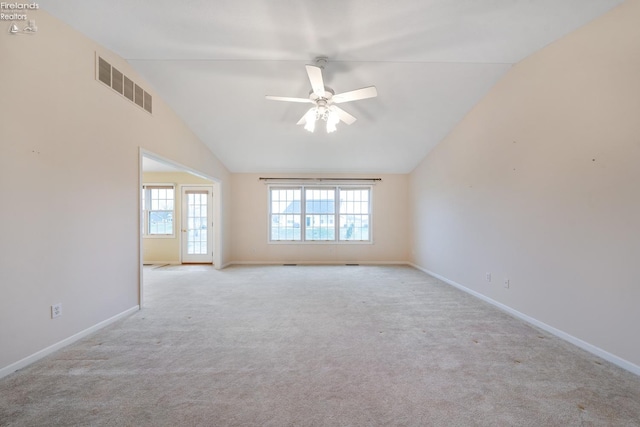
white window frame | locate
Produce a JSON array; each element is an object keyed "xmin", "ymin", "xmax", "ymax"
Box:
[
  {"xmin": 337, "ymin": 187, "xmax": 372, "ymax": 243},
  {"xmin": 268, "ymin": 185, "xmax": 372, "ymax": 244},
  {"xmin": 142, "ymin": 184, "xmax": 176, "ymax": 239},
  {"xmin": 269, "ymin": 186, "xmax": 303, "ymax": 242}
]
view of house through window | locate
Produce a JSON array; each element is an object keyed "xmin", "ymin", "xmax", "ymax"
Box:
[
  {"xmin": 339, "ymin": 188, "xmax": 370, "ymax": 241},
  {"xmin": 142, "ymin": 185, "xmax": 175, "ymax": 236},
  {"xmin": 305, "ymin": 188, "xmax": 336, "ymax": 241},
  {"xmin": 270, "ymin": 188, "xmax": 302, "ymax": 240},
  {"xmin": 270, "ymin": 186, "xmax": 371, "ymax": 242}
]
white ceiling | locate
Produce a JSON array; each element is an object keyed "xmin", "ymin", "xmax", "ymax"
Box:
[{"xmin": 41, "ymin": 0, "xmax": 624, "ymax": 174}]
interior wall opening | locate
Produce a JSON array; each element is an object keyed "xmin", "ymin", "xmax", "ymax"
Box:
[{"xmin": 139, "ymin": 150, "xmax": 222, "ymax": 306}]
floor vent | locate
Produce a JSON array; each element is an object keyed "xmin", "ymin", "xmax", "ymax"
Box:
[
  {"xmin": 346, "ymin": 263, "xmax": 360, "ymax": 266},
  {"xmin": 283, "ymin": 264, "xmax": 297, "ymax": 266},
  {"xmin": 96, "ymin": 55, "xmax": 152, "ymax": 114}
]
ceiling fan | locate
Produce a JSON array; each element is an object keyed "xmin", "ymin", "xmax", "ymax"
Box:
[{"xmin": 266, "ymin": 57, "xmax": 377, "ymax": 133}]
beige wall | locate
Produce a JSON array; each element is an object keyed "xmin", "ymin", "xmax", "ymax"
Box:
[
  {"xmin": 142, "ymin": 172, "xmax": 214, "ymax": 264},
  {"xmin": 0, "ymin": 10, "xmax": 231, "ymax": 374},
  {"xmin": 409, "ymin": 1, "xmax": 640, "ymax": 370},
  {"xmin": 230, "ymin": 174, "xmax": 409, "ymax": 264},
  {"xmin": 3, "ymin": 3, "xmax": 638, "ymax": 378}
]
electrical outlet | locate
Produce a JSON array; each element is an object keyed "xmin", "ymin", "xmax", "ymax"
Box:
[
  {"xmin": 51, "ymin": 303, "xmax": 62, "ymax": 319},
  {"xmin": 486, "ymin": 272, "xmax": 492, "ymax": 282},
  {"xmin": 504, "ymin": 279, "xmax": 510, "ymax": 289}
]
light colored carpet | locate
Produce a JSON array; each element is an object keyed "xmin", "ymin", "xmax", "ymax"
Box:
[{"xmin": 1, "ymin": 265, "xmax": 639, "ymax": 426}]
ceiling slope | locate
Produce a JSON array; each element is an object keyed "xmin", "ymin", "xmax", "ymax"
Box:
[{"xmin": 40, "ymin": 0, "xmax": 625, "ymax": 173}]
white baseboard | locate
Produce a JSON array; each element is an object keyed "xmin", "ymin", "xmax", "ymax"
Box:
[
  {"xmin": 143, "ymin": 261, "xmax": 179, "ymax": 266},
  {"xmin": 227, "ymin": 261, "xmax": 411, "ymax": 266},
  {"xmin": 0, "ymin": 305, "xmax": 140, "ymax": 380},
  {"xmin": 410, "ymin": 263, "xmax": 640, "ymax": 377}
]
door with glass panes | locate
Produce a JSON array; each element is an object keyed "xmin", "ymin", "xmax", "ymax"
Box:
[{"xmin": 181, "ymin": 186, "xmax": 213, "ymax": 263}]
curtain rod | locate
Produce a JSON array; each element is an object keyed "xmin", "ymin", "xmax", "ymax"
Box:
[{"xmin": 259, "ymin": 177, "xmax": 382, "ymax": 181}]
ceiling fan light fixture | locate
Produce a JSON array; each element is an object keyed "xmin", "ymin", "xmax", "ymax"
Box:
[
  {"xmin": 317, "ymin": 104, "xmax": 328, "ymax": 118},
  {"xmin": 304, "ymin": 120, "xmax": 315, "ymax": 132},
  {"xmin": 326, "ymin": 111, "xmax": 339, "ymax": 133},
  {"xmin": 304, "ymin": 109, "xmax": 316, "ymax": 132}
]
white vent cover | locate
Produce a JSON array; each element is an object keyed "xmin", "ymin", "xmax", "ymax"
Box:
[{"xmin": 97, "ymin": 55, "xmax": 152, "ymax": 114}]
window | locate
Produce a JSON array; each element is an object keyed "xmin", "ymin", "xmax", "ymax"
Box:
[
  {"xmin": 305, "ymin": 188, "xmax": 335, "ymax": 241},
  {"xmin": 339, "ymin": 188, "xmax": 370, "ymax": 241},
  {"xmin": 269, "ymin": 186, "xmax": 371, "ymax": 243},
  {"xmin": 142, "ymin": 185, "xmax": 175, "ymax": 237},
  {"xmin": 270, "ymin": 188, "xmax": 301, "ymax": 241}
]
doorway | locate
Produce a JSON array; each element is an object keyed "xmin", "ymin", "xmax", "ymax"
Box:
[
  {"xmin": 181, "ymin": 186, "xmax": 214, "ymax": 263},
  {"xmin": 139, "ymin": 150, "xmax": 223, "ymax": 307}
]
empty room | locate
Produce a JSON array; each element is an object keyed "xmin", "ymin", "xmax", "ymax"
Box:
[{"xmin": 1, "ymin": 1, "xmax": 639, "ymax": 425}]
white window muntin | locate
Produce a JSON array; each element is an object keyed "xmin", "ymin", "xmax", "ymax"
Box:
[
  {"xmin": 268, "ymin": 185, "xmax": 371, "ymax": 243},
  {"xmin": 142, "ymin": 184, "xmax": 175, "ymax": 238}
]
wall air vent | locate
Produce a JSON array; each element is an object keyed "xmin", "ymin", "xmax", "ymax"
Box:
[{"xmin": 96, "ymin": 55, "xmax": 152, "ymax": 114}]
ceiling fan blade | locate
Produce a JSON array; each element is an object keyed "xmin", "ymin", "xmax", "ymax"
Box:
[
  {"xmin": 297, "ymin": 108, "xmax": 315, "ymax": 125},
  {"xmin": 305, "ymin": 65, "xmax": 325, "ymax": 97},
  {"xmin": 266, "ymin": 95, "xmax": 312, "ymax": 103},
  {"xmin": 332, "ymin": 86, "xmax": 378, "ymax": 104},
  {"xmin": 331, "ymin": 106, "xmax": 357, "ymax": 125}
]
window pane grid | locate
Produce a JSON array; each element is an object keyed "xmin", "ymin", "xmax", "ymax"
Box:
[
  {"xmin": 305, "ymin": 188, "xmax": 335, "ymax": 241},
  {"xmin": 339, "ymin": 189, "xmax": 370, "ymax": 241},
  {"xmin": 270, "ymin": 188, "xmax": 301, "ymax": 241},
  {"xmin": 269, "ymin": 186, "xmax": 371, "ymax": 243},
  {"xmin": 144, "ymin": 186, "xmax": 174, "ymax": 235},
  {"xmin": 186, "ymin": 192, "xmax": 208, "ymax": 254}
]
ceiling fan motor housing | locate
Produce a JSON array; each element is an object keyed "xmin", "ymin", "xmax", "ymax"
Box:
[
  {"xmin": 310, "ymin": 87, "xmax": 334, "ymax": 101},
  {"xmin": 315, "ymin": 56, "xmax": 328, "ymax": 69}
]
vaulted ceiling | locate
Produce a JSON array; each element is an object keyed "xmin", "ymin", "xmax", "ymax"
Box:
[{"xmin": 41, "ymin": 0, "xmax": 624, "ymax": 173}]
